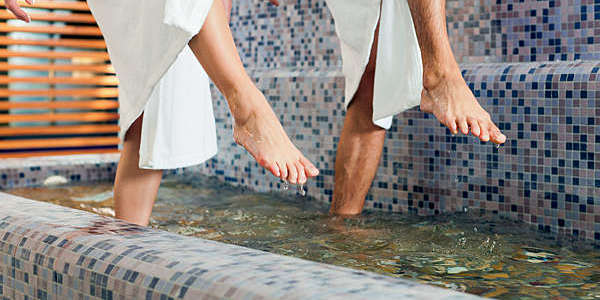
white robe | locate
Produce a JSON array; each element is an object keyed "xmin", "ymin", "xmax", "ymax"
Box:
[
  {"xmin": 325, "ymin": 0, "xmax": 423, "ymax": 129},
  {"xmin": 88, "ymin": 0, "xmax": 218, "ymax": 169}
]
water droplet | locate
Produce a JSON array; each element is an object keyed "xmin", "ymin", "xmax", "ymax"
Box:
[
  {"xmin": 282, "ymin": 180, "xmax": 289, "ymax": 191},
  {"xmin": 297, "ymin": 184, "xmax": 306, "ymax": 196}
]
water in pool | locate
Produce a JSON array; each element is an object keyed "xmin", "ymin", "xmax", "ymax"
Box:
[{"xmin": 7, "ymin": 174, "xmax": 600, "ymax": 300}]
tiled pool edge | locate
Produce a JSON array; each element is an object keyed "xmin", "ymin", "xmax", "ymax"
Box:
[
  {"xmin": 0, "ymin": 193, "xmax": 482, "ymax": 300},
  {"xmin": 0, "ymin": 154, "xmax": 120, "ymax": 190},
  {"xmin": 0, "ymin": 154, "xmax": 190, "ymax": 190}
]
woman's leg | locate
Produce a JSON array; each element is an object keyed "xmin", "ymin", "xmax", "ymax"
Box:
[
  {"xmin": 188, "ymin": 0, "xmax": 319, "ymax": 184},
  {"xmin": 112, "ymin": 0, "xmax": 312, "ymax": 227},
  {"xmin": 113, "ymin": 115, "xmax": 163, "ymax": 226},
  {"xmin": 408, "ymin": 0, "xmax": 506, "ymax": 144}
]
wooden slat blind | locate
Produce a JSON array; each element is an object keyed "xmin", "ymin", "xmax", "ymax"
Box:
[{"xmin": 0, "ymin": 0, "xmax": 119, "ymax": 158}]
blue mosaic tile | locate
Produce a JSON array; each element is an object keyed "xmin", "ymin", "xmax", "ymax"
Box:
[
  {"xmin": 186, "ymin": 0, "xmax": 600, "ymax": 241},
  {"xmin": 0, "ymin": 193, "xmax": 482, "ymax": 300}
]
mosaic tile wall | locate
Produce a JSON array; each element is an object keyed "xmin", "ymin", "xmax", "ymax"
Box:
[
  {"xmin": 232, "ymin": 0, "xmax": 600, "ymax": 68},
  {"xmin": 190, "ymin": 0, "xmax": 600, "ymax": 241},
  {"xmin": 0, "ymin": 192, "xmax": 482, "ymax": 300},
  {"xmin": 446, "ymin": 0, "xmax": 600, "ymax": 63},
  {"xmin": 231, "ymin": 0, "xmax": 340, "ymax": 70}
]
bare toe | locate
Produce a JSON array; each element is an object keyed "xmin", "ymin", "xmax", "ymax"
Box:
[
  {"xmin": 444, "ymin": 115, "xmax": 458, "ymax": 135},
  {"xmin": 287, "ymin": 162, "xmax": 298, "ymax": 184},
  {"xmin": 295, "ymin": 161, "xmax": 307, "ymax": 184},
  {"xmin": 490, "ymin": 125, "xmax": 507, "ymax": 144},
  {"xmin": 300, "ymin": 156, "xmax": 319, "ymax": 177},
  {"xmin": 270, "ymin": 162, "xmax": 280, "ymax": 177},
  {"xmin": 259, "ymin": 158, "xmax": 279, "ymax": 177},
  {"xmin": 458, "ymin": 117, "xmax": 469, "ymax": 135},
  {"xmin": 277, "ymin": 161, "xmax": 287, "ymax": 181},
  {"xmin": 478, "ymin": 120, "xmax": 490, "ymax": 142},
  {"xmin": 468, "ymin": 118, "xmax": 481, "ymax": 137}
]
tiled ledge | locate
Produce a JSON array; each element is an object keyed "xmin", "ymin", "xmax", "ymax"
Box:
[
  {"xmin": 460, "ymin": 60, "xmax": 600, "ymax": 81},
  {"xmin": 243, "ymin": 60, "xmax": 600, "ymax": 79},
  {"xmin": 0, "ymin": 193, "xmax": 483, "ymax": 300},
  {"xmin": 0, "ymin": 154, "xmax": 120, "ymax": 190},
  {"xmin": 0, "ymin": 154, "xmax": 120, "ymax": 169}
]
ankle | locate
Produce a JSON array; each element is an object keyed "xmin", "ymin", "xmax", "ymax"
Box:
[
  {"xmin": 329, "ymin": 208, "xmax": 362, "ymax": 216},
  {"xmin": 422, "ymin": 63, "xmax": 462, "ymax": 92},
  {"xmin": 224, "ymin": 85, "xmax": 263, "ymax": 124}
]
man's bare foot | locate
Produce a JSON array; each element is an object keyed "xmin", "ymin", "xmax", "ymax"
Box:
[
  {"xmin": 231, "ymin": 88, "xmax": 319, "ymax": 184},
  {"xmin": 419, "ymin": 72, "xmax": 506, "ymax": 144}
]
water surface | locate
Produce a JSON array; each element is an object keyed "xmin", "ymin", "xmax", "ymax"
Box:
[{"xmin": 7, "ymin": 174, "xmax": 600, "ymax": 300}]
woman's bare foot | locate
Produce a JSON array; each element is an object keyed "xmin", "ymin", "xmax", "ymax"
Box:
[
  {"xmin": 231, "ymin": 87, "xmax": 319, "ymax": 185},
  {"xmin": 183, "ymin": 0, "xmax": 317, "ymax": 185},
  {"xmin": 420, "ymin": 71, "xmax": 506, "ymax": 144}
]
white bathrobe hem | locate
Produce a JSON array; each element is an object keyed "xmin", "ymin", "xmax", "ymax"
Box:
[
  {"xmin": 327, "ymin": 0, "xmax": 423, "ymax": 130},
  {"xmin": 88, "ymin": 0, "xmax": 218, "ymax": 170}
]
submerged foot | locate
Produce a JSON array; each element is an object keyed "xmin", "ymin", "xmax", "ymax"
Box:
[
  {"xmin": 232, "ymin": 88, "xmax": 319, "ymax": 184},
  {"xmin": 419, "ymin": 72, "xmax": 506, "ymax": 144}
]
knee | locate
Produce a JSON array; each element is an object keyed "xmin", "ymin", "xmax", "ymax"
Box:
[
  {"xmin": 346, "ymin": 104, "xmax": 385, "ymax": 132},
  {"xmin": 123, "ymin": 114, "xmax": 143, "ymax": 150}
]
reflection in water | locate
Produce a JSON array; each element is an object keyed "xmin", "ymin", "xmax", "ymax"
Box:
[{"xmin": 8, "ymin": 174, "xmax": 600, "ymax": 299}]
